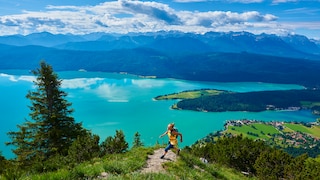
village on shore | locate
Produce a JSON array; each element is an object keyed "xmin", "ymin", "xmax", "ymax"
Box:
[{"xmin": 223, "ymin": 119, "xmax": 320, "ymax": 149}]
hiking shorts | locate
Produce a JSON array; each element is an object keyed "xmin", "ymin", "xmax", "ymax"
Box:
[{"xmin": 165, "ymin": 142, "xmax": 174, "ymax": 152}]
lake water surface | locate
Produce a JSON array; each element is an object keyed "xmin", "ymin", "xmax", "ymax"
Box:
[{"xmin": 0, "ymin": 70, "xmax": 317, "ymax": 158}]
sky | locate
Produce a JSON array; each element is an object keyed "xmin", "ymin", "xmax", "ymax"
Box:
[{"xmin": 0, "ymin": 0, "xmax": 319, "ymax": 39}]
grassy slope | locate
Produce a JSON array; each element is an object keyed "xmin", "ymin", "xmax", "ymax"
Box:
[
  {"xmin": 310, "ymin": 126, "xmax": 320, "ymax": 137},
  {"xmin": 284, "ymin": 123, "xmax": 311, "ymax": 133},
  {"xmin": 227, "ymin": 123, "xmax": 279, "ymax": 140},
  {"xmin": 283, "ymin": 123, "xmax": 320, "ymax": 138},
  {"xmin": 17, "ymin": 146, "xmax": 254, "ymax": 180}
]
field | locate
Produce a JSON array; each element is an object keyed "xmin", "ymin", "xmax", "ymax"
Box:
[
  {"xmin": 155, "ymin": 89, "xmax": 224, "ymax": 100},
  {"xmin": 226, "ymin": 123, "xmax": 279, "ymax": 140},
  {"xmin": 283, "ymin": 123, "xmax": 311, "ymax": 133},
  {"xmin": 284, "ymin": 123, "xmax": 320, "ymax": 137},
  {"xmin": 226, "ymin": 121, "xmax": 320, "ymax": 141}
]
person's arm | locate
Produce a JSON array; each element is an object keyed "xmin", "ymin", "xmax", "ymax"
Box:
[
  {"xmin": 179, "ymin": 132, "xmax": 183, "ymax": 142},
  {"xmin": 159, "ymin": 131, "xmax": 168, "ymax": 138}
]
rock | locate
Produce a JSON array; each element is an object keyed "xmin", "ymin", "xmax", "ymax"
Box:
[{"xmin": 100, "ymin": 172, "xmax": 108, "ymax": 177}]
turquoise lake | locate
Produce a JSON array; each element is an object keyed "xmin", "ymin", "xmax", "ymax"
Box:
[{"xmin": 0, "ymin": 70, "xmax": 317, "ymax": 158}]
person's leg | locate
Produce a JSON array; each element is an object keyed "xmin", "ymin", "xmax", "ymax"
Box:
[
  {"xmin": 161, "ymin": 143, "xmax": 173, "ymax": 159},
  {"xmin": 174, "ymin": 146, "xmax": 181, "ymax": 155}
]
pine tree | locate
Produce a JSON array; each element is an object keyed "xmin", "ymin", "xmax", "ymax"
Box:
[
  {"xmin": 100, "ymin": 130, "xmax": 128, "ymax": 155},
  {"xmin": 132, "ymin": 132, "xmax": 143, "ymax": 148},
  {"xmin": 6, "ymin": 123, "xmax": 38, "ymax": 167},
  {"xmin": 7, "ymin": 61, "xmax": 85, "ymax": 167},
  {"xmin": 100, "ymin": 136, "xmax": 114, "ymax": 156},
  {"xmin": 112, "ymin": 130, "xmax": 128, "ymax": 153}
]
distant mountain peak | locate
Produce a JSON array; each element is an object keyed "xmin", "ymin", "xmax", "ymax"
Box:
[{"xmin": 0, "ymin": 31, "xmax": 319, "ymax": 58}]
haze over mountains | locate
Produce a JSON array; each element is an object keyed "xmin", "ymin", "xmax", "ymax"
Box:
[{"xmin": 0, "ymin": 31, "xmax": 320, "ymax": 87}]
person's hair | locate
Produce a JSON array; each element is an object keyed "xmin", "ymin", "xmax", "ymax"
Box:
[{"xmin": 167, "ymin": 123, "xmax": 174, "ymax": 130}]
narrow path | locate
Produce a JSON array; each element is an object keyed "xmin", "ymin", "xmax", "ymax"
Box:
[{"xmin": 140, "ymin": 148, "xmax": 177, "ymax": 174}]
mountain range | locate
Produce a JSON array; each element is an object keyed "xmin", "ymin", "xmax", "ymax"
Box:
[{"xmin": 0, "ymin": 31, "xmax": 320, "ymax": 87}]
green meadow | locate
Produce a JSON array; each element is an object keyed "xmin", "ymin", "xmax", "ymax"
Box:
[
  {"xmin": 226, "ymin": 122, "xmax": 320, "ymax": 141},
  {"xmin": 284, "ymin": 123, "xmax": 320, "ymax": 137},
  {"xmin": 154, "ymin": 89, "xmax": 224, "ymax": 100},
  {"xmin": 226, "ymin": 123, "xmax": 279, "ymax": 140}
]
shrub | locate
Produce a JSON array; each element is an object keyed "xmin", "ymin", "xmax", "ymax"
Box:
[
  {"xmin": 100, "ymin": 130, "xmax": 128, "ymax": 156},
  {"xmin": 67, "ymin": 131, "xmax": 100, "ymax": 164},
  {"xmin": 254, "ymin": 148, "xmax": 293, "ymax": 179},
  {"xmin": 192, "ymin": 135, "xmax": 269, "ymax": 174}
]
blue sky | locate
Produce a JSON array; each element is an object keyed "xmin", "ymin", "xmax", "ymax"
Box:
[{"xmin": 0, "ymin": 0, "xmax": 319, "ymax": 39}]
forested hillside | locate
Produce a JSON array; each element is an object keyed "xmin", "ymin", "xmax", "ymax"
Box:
[{"xmin": 1, "ymin": 47, "xmax": 320, "ymax": 87}]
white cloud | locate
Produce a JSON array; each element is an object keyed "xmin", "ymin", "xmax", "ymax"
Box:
[
  {"xmin": 120, "ymin": 0, "xmax": 181, "ymax": 25},
  {"xmin": 92, "ymin": 122, "xmax": 120, "ymax": 127},
  {"xmin": 228, "ymin": 0, "xmax": 264, "ymax": 3},
  {"xmin": 174, "ymin": 0, "xmax": 208, "ymax": 2},
  {"xmin": 175, "ymin": 0, "xmax": 263, "ymax": 2},
  {"xmin": 0, "ymin": 73, "xmax": 35, "ymax": 82},
  {"xmin": 87, "ymin": 121, "xmax": 120, "ymax": 128},
  {"xmin": 18, "ymin": 75, "xmax": 35, "ymax": 82},
  {"xmin": 284, "ymin": 7, "xmax": 320, "ymax": 16},
  {"xmin": 271, "ymin": 0, "xmax": 320, "ymax": 5},
  {"xmin": 272, "ymin": 0, "xmax": 297, "ymax": 4},
  {"xmin": 0, "ymin": 73, "xmax": 18, "ymax": 82},
  {"xmin": 0, "ymin": 0, "xmax": 306, "ymax": 37},
  {"xmin": 94, "ymin": 83, "xmax": 129, "ymax": 102},
  {"xmin": 280, "ymin": 21, "xmax": 320, "ymax": 31},
  {"xmin": 61, "ymin": 77, "xmax": 130, "ymax": 101},
  {"xmin": 61, "ymin": 78, "xmax": 104, "ymax": 89},
  {"xmin": 131, "ymin": 79, "xmax": 166, "ymax": 88},
  {"xmin": 180, "ymin": 10, "xmax": 277, "ymax": 28}
]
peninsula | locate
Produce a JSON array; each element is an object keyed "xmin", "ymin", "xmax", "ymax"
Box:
[{"xmin": 155, "ymin": 89, "xmax": 320, "ymax": 115}]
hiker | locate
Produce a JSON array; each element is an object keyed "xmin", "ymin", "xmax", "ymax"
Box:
[{"xmin": 159, "ymin": 123, "xmax": 183, "ymax": 159}]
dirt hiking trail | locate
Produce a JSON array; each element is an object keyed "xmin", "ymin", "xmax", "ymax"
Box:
[{"xmin": 140, "ymin": 148, "xmax": 178, "ymax": 173}]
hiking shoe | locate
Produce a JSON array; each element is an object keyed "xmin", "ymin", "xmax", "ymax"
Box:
[
  {"xmin": 177, "ymin": 149, "xmax": 181, "ymax": 155},
  {"xmin": 160, "ymin": 155, "xmax": 165, "ymax": 159}
]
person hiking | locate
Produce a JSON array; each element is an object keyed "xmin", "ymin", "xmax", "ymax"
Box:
[{"xmin": 159, "ymin": 123, "xmax": 183, "ymax": 159}]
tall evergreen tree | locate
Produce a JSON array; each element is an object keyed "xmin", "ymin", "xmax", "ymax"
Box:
[
  {"xmin": 7, "ymin": 61, "xmax": 84, "ymax": 166},
  {"xmin": 112, "ymin": 130, "xmax": 128, "ymax": 153},
  {"xmin": 132, "ymin": 132, "xmax": 143, "ymax": 148}
]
